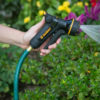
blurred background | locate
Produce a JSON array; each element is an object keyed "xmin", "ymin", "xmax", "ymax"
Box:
[{"xmin": 0, "ymin": 0, "xmax": 100, "ymax": 100}]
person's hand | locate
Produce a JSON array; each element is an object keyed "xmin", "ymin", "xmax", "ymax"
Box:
[{"xmin": 23, "ymin": 17, "xmax": 61, "ymax": 56}]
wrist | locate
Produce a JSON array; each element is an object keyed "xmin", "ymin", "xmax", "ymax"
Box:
[
  {"xmin": 15, "ymin": 31, "xmax": 28, "ymax": 49},
  {"xmin": 11, "ymin": 30, "xmax": 28, "ymax": 49},
  {"xmin": 19, "ymin": 32, "xmax": 29, "ymax": 49}
]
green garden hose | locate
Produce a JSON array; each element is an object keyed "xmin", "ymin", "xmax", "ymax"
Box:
[{"xmin": 14, "ymin": 46, "xmax": 32, "ymax": 100}]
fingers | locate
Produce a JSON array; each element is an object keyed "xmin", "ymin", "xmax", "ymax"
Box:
[
  {"xmin": 56, "ymin": 38, "xmax": 61, "ymax": 44},
  {"xmin": 40, "ymin": 38, "xmax": 61, "ymax": 56},
  {"xmin": 48, "ymin": 43, "xmax": 56, "ymax": 50},
  {"xmin": 48, "ymin": 38, "xmax": 61, "ymax": 50},
  {"xmin": 40, "ymin": 49, "xmax": 50, "ymax": 56}
]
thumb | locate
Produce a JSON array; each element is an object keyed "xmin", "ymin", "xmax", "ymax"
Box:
[
  {"xmin": 24, "ymin": 17, "xmax": 45, "ymax": 43},
  {"xmin": 33, "ymin": 17, "xmax": 45, "ymax": 32}
]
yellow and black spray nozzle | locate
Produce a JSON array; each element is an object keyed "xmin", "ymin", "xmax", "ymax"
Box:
[{"xmin": 30, "ymin": 13, "xmax": 80, "ymax": 49}]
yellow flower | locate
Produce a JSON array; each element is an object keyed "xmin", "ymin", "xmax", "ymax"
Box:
[
  {"xmin": 85, "ymin": 2, "xmax": 89, "ymax": 6},
  {"xmin": 63, "ymin": 1, "xmax": 70, "ymax": 7},
  {"xmin": 24, "ymin": 16, "xmax": 30, "ymax": 24},
  {"xmin": 65, "ymin": 7, "xmax": 71, "ymax": 13},
  {"xmin": 36, "ymin": 1, "xmax": 41, "ymax": 8},
  {"xmin": 77, "ymin": 2, "xmax": 83, "ymax": 7},
  {"xmin": 94, "ymin": 52, "xmax": 99, "ymax": 56},
  {"xmin": 58, "ymin": 5, "xmax": 65, "ymax": 11},
  {"xmin": 87, "ymin": 70, "xmax": 91, "ymax": 73},
  {"xmin": 27, "ymin": 0, "xmax": 31, "ymax": 2},
  {"xmin": 39, "ymin": 10, "xmax": 46, "ymax": 16}
]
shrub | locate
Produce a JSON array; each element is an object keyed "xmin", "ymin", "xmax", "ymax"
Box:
[
  {"xmin": 19, "ymin": 33, "xmax": 100, "ymax": 100},
  {"xmin": 0, "ymin": 45, "xmax": 22, "ymax": 94}
]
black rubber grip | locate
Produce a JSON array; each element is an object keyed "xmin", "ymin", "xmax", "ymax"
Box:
[
  {"xmin": 30, "ymin": 23, "xmax": 51, "ymax": 49},
  {"xmin": 44, "ymin": 30, "xmax": 65, "ymax": 49}
]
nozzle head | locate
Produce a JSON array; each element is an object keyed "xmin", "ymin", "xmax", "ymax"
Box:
[
  {"xmin": 70, "ymin": 20, "xmax": 80, "ymax": 35},
  {"xmin": 66, "ymin": 19, "xmax": 80, "ymax": 35},
  {"xmin": 44, "ymin": 13, "xmax": 80, "ymax": 36}
]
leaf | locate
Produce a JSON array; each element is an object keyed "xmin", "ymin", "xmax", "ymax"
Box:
[
  {"xmin": 0, "ymin": 43, "xmax": 10, "ymax": 48},
  {"xmin": 32, "ymin": 79, "xmax": 36, "ymax": 84},
  {"xmin": 51, "ymin": 0, "xmax": 60, "ymax": 9},
  {"xmin": 4, "ymin": 86, "xmax": 9, "ymax": 93},
  {"xmin": 78, "ymin": 93, "xmax": 84, "ymax": 100},
  {"xmin": 47, "ymin": 7, "xmax": 55, "ymax": 15},
  {"xmin": 80, "ymin": 73, "xmax": 85, "ymax": 79}
]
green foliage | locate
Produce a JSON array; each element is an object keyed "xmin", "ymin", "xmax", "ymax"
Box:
[
  {"xmin": 0, "ymin": 0, "xmax": 21, "ymax": 28},
  {"xmin": 0, "ymin": 45, "xmax": 23, "ymax": 94},
  {"xmin": 18, "ymin": 33, "xmax": 100, "ymax": 100}
]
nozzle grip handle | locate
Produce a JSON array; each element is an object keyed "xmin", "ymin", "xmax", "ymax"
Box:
[
  {"xmin": 30, "ymin": 23, "xmax": 51, "ymax": 49},
  {"xmin": 44, "ymin": 30, "xmax": 65, "ymax": 49}
]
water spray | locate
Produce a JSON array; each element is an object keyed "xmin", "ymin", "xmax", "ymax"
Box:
[
  {"xmin": 80, "ymin": 25, "xmax": 100, "ymax": 43},
  {"xmin": 14, "ymin": 13, "xmax": 100, "ymax": 100}
]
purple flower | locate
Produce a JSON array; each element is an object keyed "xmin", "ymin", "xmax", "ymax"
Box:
[
  {"xmin": 85, "ymin": 35, "xmax": 88, "ymax": 39},
  {"xmin": 65, "ymin": 1, "xmax": 100, "ymax": 24},
  {"xmin": 64, "ymin": 12, "xmax": 77, "ymax": 20},
  {"xmin": 77, "ymin": 14, "xmax": 87, "ymax": 24},
  {"xmin": 64, "ymin": 12, "xmax": 87, "ymax": 25},
  {"xmin": 85, "ymin": 2, "xmax": 100, "ymax": 20}
]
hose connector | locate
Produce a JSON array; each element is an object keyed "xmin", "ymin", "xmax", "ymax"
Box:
[{"xmin": 27, "ymin": 46, "xmax": 32, "ymax": 52}]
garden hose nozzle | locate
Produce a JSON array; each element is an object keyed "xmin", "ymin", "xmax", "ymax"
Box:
[
  {"xmin": 30, "ymin": 13, "xmax": 80, "ymax": 49},
  {"xmin": 14, "ymin": 13, "xmax": 80, "ymax": 100}
]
